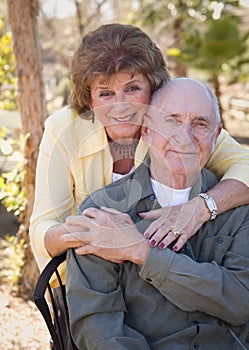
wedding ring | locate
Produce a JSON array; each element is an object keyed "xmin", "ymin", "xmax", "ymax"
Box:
[{"xmin": 172, "ymin": 229, "xmax": 181, "ymax": 239}]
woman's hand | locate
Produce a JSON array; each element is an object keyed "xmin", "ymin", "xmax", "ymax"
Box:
[
  {"xmin": 139, "ymin": 196, "xmax": 210, "ymax": 251},
  {"xmin": 61, "ymin": 207, "xmax": 149, "ymax": 265}
]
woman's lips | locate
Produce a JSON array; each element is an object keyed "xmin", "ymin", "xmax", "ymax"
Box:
[{"xmin": 112, "ymin": 113, "xmax": 136, "ymax": 123}]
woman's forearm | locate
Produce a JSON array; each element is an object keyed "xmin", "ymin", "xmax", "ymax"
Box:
[
  {"xmin": 44, "ymin": 223, "xmax": 70, "ymax": 257},
  {"xmin": 44, "ymin": 221, "xmax": 88, "ymax": 257},
  {"xmin": 206, "ymin": 179, "xmax": 249, "ymax": 215}
]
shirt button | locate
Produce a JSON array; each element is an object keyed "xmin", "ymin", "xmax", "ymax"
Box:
[
  {"xmin": 194, "ymin": 343, "xmax": 200, "ymax": 349},
  {"xmin": 216, "ymin": 237, "xmax": 223, "ymax": 244},
  {"xmin": 146, "ymin": 278, "xmax": 152, "ymax": 282},
  {"xmin": 149, "ymin": 194, "xmax": 155, "ymax": 201}
]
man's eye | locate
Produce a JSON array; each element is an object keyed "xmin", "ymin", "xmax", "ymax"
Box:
[
  {"xmin": 164, "ymin": 117, "xmax": 177, "ymax": 124},
  {"xmin": 194, "ymin": 121, "xmax": 208, "ymax": 128}
]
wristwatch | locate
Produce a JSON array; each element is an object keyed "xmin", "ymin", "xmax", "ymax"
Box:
[{"xmin": 198, "ymin": 193, "xmax": 217, "ymax": 220}]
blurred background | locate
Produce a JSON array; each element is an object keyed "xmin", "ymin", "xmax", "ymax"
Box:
[{"xmin": 0, "ymin": 0, "xmax": 249, "ymax": 348}]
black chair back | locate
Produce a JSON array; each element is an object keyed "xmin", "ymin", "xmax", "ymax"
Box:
[{"xmin": 33, "ymin": 253, "xmax": 78, "ymax": 350}]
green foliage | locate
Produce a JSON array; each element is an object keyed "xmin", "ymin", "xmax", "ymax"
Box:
[
  {"xmin": 132, "ymin": 0, "xmax": 248, "ymax": 82},
  {"xmin": 0, "ymin": 17, "xmax": 17, "ymax": 110},
  {"xmin": 0, "ymin": 235, "xmax": 25, "ymax": 284},
  {"xmin": 175, "ymin": 15, "xmax": 247, "ymax": 74},
  {"xmin": 0, "ymin": 127, "xmax": 25, "ymax": 217}
]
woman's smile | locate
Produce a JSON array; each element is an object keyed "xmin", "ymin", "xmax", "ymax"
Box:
[{"xmin": 90, "ymin": 71, "xmax": 151, "ymax": 141}]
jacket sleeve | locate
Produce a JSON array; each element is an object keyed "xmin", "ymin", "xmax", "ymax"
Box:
[
  {"xmin": 206, "ymin": 128, "xmax": 249, "ymax": 186},
  {"xmin": 66, "ymin": 250, "xmax": 151, "ymax": 350},
  {"xmin": 139, "ymin": 209, "xmax": 249, "ymax": 326}
]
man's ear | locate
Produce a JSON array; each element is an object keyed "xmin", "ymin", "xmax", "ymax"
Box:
[
  {"xmin": 212, "ymin": 122, "xmax": 223, "ymax": 152},
  {"xmin": 141, "ymin": 115, "xmax": 149, "ymax": 142}
]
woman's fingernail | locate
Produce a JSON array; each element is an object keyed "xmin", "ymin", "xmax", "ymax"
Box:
[
  {"xmin": 173, "ymin": 246, "xmax": 178, "ymax": 252},
  {"xmin": 150, "ymin": 239, "xmax": 156, "ymax": 246},
  {"xmin": 144, "ymin": 233, "xmax": 150, "ymax": 239},
  {"xmin": 158, "ymin": 242, "xmax": 165, "ymax": 249}
]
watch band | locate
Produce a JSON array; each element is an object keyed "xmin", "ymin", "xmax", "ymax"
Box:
[{"xmin": 198, "ymin": 193, "xmax": 217, "ymax": 220}]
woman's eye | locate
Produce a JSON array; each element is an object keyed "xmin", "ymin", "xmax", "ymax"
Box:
[
  {"xmin": 126, "ymin": 85, "xmax": 140, "ymax": 93},
  {"xmin": 99, "ymin": 91, "xmax": 114, "ymax": 97}
]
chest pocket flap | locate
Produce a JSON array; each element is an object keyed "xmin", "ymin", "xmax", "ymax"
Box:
[{"xmin": 198, "ymin": 236, "xmax": 234, "ymax": 264}]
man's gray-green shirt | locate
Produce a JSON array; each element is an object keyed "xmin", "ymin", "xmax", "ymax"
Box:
[{"xmin": 66, "ymin": 163, "xmax": 249, "ymax": 350}]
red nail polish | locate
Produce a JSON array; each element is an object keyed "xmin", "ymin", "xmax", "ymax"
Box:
[
  {"xmin": 173, "ymin": 246, "xmax": 178, "ymax": 252},
  {"xmin": 159, "ymin": 242, "xmax": 165, "ymax": 249}
]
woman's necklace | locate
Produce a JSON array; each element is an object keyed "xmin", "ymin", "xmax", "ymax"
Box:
[
  {"xmin": 107, "ymin": 135, "xmax": 139, "ymax": 159},
  {"xmin": 111, "ymin": 140, "xmax": 139, "ymax": 159}
]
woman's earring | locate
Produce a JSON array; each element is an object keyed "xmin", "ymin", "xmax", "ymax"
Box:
[{"xmin": 92, "ymin": 110, "xmax": 95, "ymax": 124}]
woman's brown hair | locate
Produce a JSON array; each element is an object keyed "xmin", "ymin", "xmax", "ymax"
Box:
[{"xmin": 69, "ymin": 23, "xmax": 170, "ymax": 115}]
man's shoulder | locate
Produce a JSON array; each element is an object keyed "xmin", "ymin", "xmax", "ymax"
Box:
[
  {"xmin": 201, "ymin": 167, "xmax": 218, "ymax": 192},
  {"xmin": 78, "ymin": 163, "xmax": 150, "ymax": 214}
]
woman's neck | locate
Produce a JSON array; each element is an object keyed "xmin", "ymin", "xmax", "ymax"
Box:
[
  {"xmin": 108, "ymin": 138, "xmax": 138, "ymax": 175},
  {"xmin": 113, "ymin": 158, "xmax": 135, "ymax": 175}
]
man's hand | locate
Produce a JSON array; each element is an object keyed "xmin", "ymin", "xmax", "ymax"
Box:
[{"xmin": 61, "ymin": 207, "xmax": 150, "ymax": 265}]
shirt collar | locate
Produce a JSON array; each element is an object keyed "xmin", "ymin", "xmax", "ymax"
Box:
[
  {"xmin": 77, "ymin": 118, "xmax": 108, "ymax": 158},
  {"xmin": 76, "ymin": 117, "xmax": 149, "ymax": 163}
]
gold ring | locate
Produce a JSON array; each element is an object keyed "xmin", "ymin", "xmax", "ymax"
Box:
[{"xmin": 172, "ymin": 229, "xmax": 181, "ymax": 238}]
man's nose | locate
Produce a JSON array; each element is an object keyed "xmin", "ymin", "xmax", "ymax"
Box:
[{"xmin": 175, "ymin": 123, "xmax": 196, "ymax": 146}]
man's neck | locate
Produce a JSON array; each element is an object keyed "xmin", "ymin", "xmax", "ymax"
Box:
[{"xmin": 150, "ymin": 161, "xmax": 199, "ymax": 189}]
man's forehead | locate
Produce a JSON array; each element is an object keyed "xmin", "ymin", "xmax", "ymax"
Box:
[{"xmin": 150, "ymin": 80, "xmax": 213, "ymax": 114}]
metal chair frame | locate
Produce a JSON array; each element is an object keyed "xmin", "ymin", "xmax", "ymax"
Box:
[{"xmin": 33, "ymin": 253, "xmax": 78, "ymax": 350}]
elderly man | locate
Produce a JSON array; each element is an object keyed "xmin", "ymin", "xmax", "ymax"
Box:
[{"xmin": 64, "ymin": 78, "xmax": 249, "ymax": 350}]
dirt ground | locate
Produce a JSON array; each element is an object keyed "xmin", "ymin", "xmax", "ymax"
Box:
[
  {"xmin": 0, "ymin": 104, "xmax": 249, "ymax": 349},
  {"xmin": 0, "ymin": 203, "xmax": 51, "ymax": 349},
  {"xmin": 0, "ymin": 285, "xmax": 50, "ymax": 350}
]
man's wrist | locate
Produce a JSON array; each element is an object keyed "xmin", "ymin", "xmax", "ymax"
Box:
[{"xmin": 126, "ymin": 240, "xmax": 150, "ymax": 266}]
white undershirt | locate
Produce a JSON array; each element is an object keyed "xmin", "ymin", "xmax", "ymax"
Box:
[
  {"xmin": 150, "ymin": 177, "xmax": 191, "ymax": 207},
  {"xmin": 112, "ymin": 167, "xmax": 135, "ymax": 182},
  {"xmin": 112, "ymin": 169, "xmax": 191, "ymax": 207}
]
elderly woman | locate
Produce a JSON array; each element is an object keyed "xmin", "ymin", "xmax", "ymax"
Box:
[{"xmin": 30, "ymin": 23, "xmax": 249, "ymax": 273}]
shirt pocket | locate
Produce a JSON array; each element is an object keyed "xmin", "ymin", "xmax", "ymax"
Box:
[{"xmin": 198, "ymin": 236, "xmax": 233, "ymax": 264}]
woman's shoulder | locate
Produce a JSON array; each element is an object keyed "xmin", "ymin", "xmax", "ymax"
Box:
[
  {"xmin": 45, "ymin": 106, "xmax": 79, "ymax": 128},
  {"xmin": 44, "ymin": 106, "xmax": 102, "ymax": 137}
]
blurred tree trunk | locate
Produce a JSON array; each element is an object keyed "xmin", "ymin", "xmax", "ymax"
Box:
[
  {"xmin": 7, "ymin": 0, "xmax": 47, "ymax": 299},
  {"xmin": 172, "ymin": 1, "xmax": 187, "ymax": 77},
  {"xmin": 212, "ymin": 75, "xmax": 225, "ymax": 127},
  {"xmin": 172, "ymin": 17, "xmax": 187, "ymax": 77}
]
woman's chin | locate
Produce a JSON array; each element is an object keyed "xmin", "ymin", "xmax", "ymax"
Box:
[{"xmin": 106, "ymin": 125, "xmax": 141, "ymax": 141}]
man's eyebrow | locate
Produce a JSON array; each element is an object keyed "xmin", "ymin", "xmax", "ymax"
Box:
[{"xmin": 194, "ymin": 116, "xmax": 210, "ymax": 122}]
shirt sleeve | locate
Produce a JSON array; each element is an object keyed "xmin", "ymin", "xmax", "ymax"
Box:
[
  {"xmin": 206, "ymin": 128, "xmax": 249, "ymax": 186},
  {"xmin": 139, "ymin": 209, "xmax": 249, "ymax": 326},
  {"xmin": 29, "ymin": 113, "xmax": 75, "ymax": 272},
  {"xmin": 66, "ymin": 250, "xmax": 151, "ymax": 350}
]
